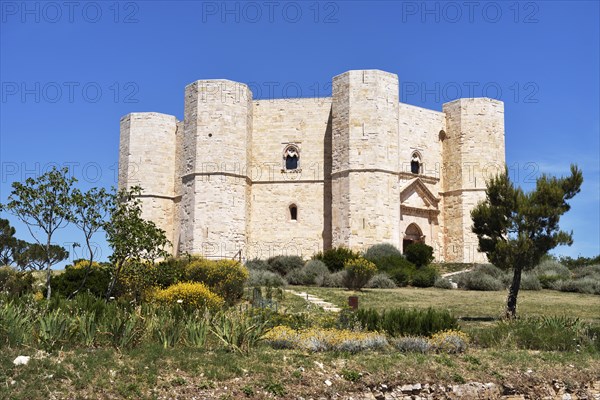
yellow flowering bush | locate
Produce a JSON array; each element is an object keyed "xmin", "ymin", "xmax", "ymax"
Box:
[
  {"xmin": 71, "ymin": 260, "xmax": 102, "ymax": 269},
  {"xmin": 185, "ymin": 259, "xmax": 249, "ymax": 304},
  {"xmin": 429, "ymin": 329, "xmax": 469, "ymax": 354},
  {"xmin": 117, "ymin": 260, "xmax": 157, "ymax": 300},
  {"xmin": 343, "ymin": 258, "xmax": 377, "ymax": 290},
  {"xmin": 263, "ymin": 326, "xmax": 387, "ymax": 353},
  {"xmin": 150, "ymin": 282, "xmax": 225, "ymax": 312}
]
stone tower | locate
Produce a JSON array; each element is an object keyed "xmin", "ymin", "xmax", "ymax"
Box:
[
  {"xmin": 118, "ymin": 112, "xmax": 179, "ymax": 249},
  {"xmin": 331, "ymin": 70, "xmax": 401, "ymax": 249},
  {"xmin": 179, "ymin": 80, "xmax": 252, "ymax": 258},
  {"xmin": 441, "ymin": 98, "xmax": 505, "ymax": 262}
]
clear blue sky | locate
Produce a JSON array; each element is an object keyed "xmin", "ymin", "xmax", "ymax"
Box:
[{"xmin": 1, "ymin": 1, "xmax": 599, "ymax": 266}]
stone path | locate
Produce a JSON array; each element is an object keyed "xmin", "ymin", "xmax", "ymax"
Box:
[
  {"xmin": 285, "ymin": 289, "xmax": 342, "ymax": 312},
  {"xmin": 441, "ymin": 268, "xmax": 472, "ymax": 289}
]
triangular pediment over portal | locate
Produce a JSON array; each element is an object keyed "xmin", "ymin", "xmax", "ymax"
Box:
[{"xmin": 400, "ymin": 178, "xmax": 440, "ymax": 211}]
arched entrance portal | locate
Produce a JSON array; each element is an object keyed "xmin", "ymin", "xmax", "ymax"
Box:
[{"xmin": 403, "ymin": 223, "xmax": 424, "ymax": 252}]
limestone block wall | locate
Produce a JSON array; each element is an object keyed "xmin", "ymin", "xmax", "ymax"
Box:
[
  {"xmin": 179, "ymin": 80, "xmax": 252, "ymax": 257},
  {"xmin": 397, "ymin": 103, "xmax": 446, "ymax": 255},
  {"xmin": 397, "ymin": 103, "xmax": 445, "ymax": 178},
  {"xmin": 118, "ymin": 112, "xmax": 178, "ymax": 248},
  {"xmin": 248, "ymin": 98, "xmax": 332, "ymax": 258},
  {"xmin": 331, "ymin": 70, "xmax": 401, "ymax": 251}
]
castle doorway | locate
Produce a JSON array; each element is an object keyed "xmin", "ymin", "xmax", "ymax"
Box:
[{"xmin": 403, "ymin": 223, "xmax": 424, "ymax": 252}]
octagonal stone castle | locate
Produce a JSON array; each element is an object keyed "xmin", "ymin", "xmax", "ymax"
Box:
[{"xmin": 118, "ymin": 69, "xmax": 505, "ymax": 263}]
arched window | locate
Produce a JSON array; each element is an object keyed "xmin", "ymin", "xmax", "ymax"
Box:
[
  {"xmin": 410, "ymin": 152, "xmax": 421, "ymax": 174},
  {"xmin": 283, "ymin": 145, "xmax": 300, "ymax": 171},
  {"xmin": 289, "ymin": 204, "xmax": 298, "ymax": 221}
]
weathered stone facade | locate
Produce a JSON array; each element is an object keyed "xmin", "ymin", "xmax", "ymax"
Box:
[{"xmin": 118, "ymin": 69, "xmax": 505, "ymax": 262}]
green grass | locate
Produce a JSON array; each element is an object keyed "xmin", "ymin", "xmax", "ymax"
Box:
[
  {"xmin": 285, "ymin": 286, "xmax": 600, "ymax": 323},
  {"xmin": 2, "ymin": 344, "xmax": 598, "ymax": 399}
]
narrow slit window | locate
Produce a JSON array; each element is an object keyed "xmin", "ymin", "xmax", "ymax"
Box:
[{"xmin": 289, "ymin": 204, "xmax": 298, "ymax": 221}]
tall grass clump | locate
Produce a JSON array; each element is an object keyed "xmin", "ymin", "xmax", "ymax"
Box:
[
  {"xmin": 0, "ymin": 300, "xmax": 33, "ymax": 346},
  {"xmin": 210, "ymin": 310, "xmax": 270, "ymax": 354},
  {"xmin": 474, "ymin": 316, "xmax": 595, "ymax": 351},
  {"xmin": 36, "ymin": 309, "xmax": 74, "ymax": 351}
]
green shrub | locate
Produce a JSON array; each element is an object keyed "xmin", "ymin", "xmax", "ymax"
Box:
[
  {"xmin": 302, "ymin": 260, "xmax": 330, "ymax": 285},
  {"xmin": 434, "ymin": 277, "xmax": 453, "ymax": 289},
  {"xmin": 404, "ymin": 242, "xmax": 434, "ymax": 267},
  {"xmin": 154, "ymin": 257, "xmax": 189, "ymax": 288},
  {"xmin": 263, "ymin": 325, "xmax": 388, "ymax": 353},
  {"xmin": 520, "ymin": 273, "xmax": 542, "ymax": 291},
  {"xmin": 366, "ymin": 253, "xmax": 416, "ymax": 287},
  {"xmin": 393, "ymin": 336, "xmax": 431, "ymax": 353},
  {"xmin": 248, "ymin": 269, "xmax": 287, "ymax": 288},
  {"xmin": 186, "ymin": 259, "xmax": 248, "ymax": 304},
  {"xmin": 456, "ymin": 270, "xmax": 504, "ymax": 291},
  {"xmin": 555, "ymin": 278, "xmax": 600, "ymax": 295},
  {"xmin": 266, "ymin": 255, "xmax": 304, "ymax": 276},
  {"xmin": 572, "ymin": 264, "xmax": 600, "ymax": 280},
  {"xmin": 285, "ymin": 260, "xmax": 330, "ymax": 286},
  {"xmin": 0, "ymin": 266, "xmax": 34, "ymax": 296},
  {"xmin": 429, "ymin": 330, "xmax": 469, "ymax": 354},
  {"xmin": 322, "ymin": 270, "xmax": 347, "ymax": 287},
  {"xmin": 356, "ymin": 307, "xmax": 459, "ymax": 337},
  {"xmin": 284, "ymin": 268, "xmax": 306, "ymax": 285},
  {"xmin": 366, "ymin": 272, "xmax": 397, "ymax": 289},
  {"xmin": 533, "ymin": 260, "xmax": 571, "ymax": 288},
  {"xmin": 363, "ymin": 243, "xmax": 402, "ymax": 261},
  {"xmin": 411, "ymin": 265, "xmax": 439, "ymax": 288},
  {"xmin": 474, "ymin": 264, "xmax": 505, "ymax": 279},
  {"xmin": 53, "ymin": 263, "xmax": 111, "ymax": 298},
  {"xmin": 387, "ymin": 261, "xmax": 417, "ymax": 287},
  {"xmin": 313, "ymin": 247, "xmax": 360, "ymax": 272},
  {"xmin": 151, "ymin": 282, "xmax": 225, "ymax": 312},
  {"xmin": 245, "ymin": 258, "xmax": 269, "ymax": 271},
  {"xmin": 343, "ymin": 258, "xmax": 377, "ymax": 290}
]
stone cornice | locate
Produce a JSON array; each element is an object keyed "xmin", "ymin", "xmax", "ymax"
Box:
[{"xmin": 401, "ymin": 204, "xmax": 440, "ymax": 215}]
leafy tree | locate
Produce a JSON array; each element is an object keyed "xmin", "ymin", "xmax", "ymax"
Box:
[
  {"xmin": 21, "ymin": 243, "xmax": 69, "ymax": 271},
  {"xmin": 471, "ymin": 165, "xmax": 583, "ymax": 318},
  {"xmin": 1, "ymin": 167, "xmax": 76, "ymax": 299},
  {"xmin": 0, "ymin": 218, "xmax": 29, "ymax": 268},
  {"xmin": 104, "ymin": 186, "xmax": 170, "ymax": 299},
  {"xmin": 69, "ymin": 187, "xmax": 110, "ymax": 298}
]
